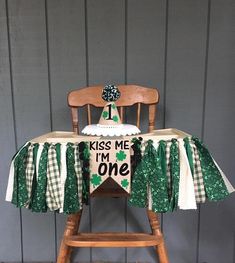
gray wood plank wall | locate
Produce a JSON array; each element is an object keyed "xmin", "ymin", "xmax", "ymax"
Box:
[{"xmin": 0, "ymin": 0, "xmax": 234, "ymax": 262}]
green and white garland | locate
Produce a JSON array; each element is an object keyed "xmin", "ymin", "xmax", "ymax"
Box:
[{"xmin": 6, "ymin": 136, "xmax": 234, "ymax": 214}]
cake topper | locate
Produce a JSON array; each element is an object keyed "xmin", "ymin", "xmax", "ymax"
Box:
[{"xmin": 82, "ymin": 84, "xmax": 140, "ymax": 136}]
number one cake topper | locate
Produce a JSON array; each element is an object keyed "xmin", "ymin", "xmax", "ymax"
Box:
[
  {"xmin": 99, "ymin": 85, "xmax": 122, "ymax": 125},
  {"xmin": 82, "ymin": 84, "xmax": 140, "ymax": 136}
]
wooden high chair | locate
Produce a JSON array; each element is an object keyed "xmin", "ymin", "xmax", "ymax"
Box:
[{"xmin": 57, "ymin": 85, "xmax": 169, "ymax": 263}]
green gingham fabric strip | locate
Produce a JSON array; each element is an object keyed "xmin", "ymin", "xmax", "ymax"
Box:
[
  {"xmin": 74, "ymin": 144, "xmax": 83, "ymax": 210},
  {"xmin": 165, "ymin": 141, "xmax": 172, "ymax": 197},
  {"xmin": 189, "ymin": 140, "xmax": 206, "ymax": 203},
  {"xmin": 46, "ymin": 144, "xmax": 62, "ymax": 211},
  {"xmin": 25, "ymin": 144, "xmax": 36, "ymax": 204},
  {"xmin": 28, "ymin": 143, "xmax": 39, "ymax": 209}
]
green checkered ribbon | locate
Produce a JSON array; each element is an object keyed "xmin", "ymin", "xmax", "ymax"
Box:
[
  {"xmin": 46, "ymin": 144, "xmax": 62, "ymax": 211},
  {"xmin": 165, "ymin": 141, "xmax": 172, "ymax": 197},
  {"xmin": 63, "ymin": 143, "xmax": 80, "ymax": 214},
  {"xmin": 74, "ymin": 144, "xmax": 83, "ymax": 210},
  {"xmin": 25, "ymin": 143, "xmax": 39, "ymax": 208},
  {"xmin": 189, "ymin": 139, "xmax": 206, "ymax": 202}
]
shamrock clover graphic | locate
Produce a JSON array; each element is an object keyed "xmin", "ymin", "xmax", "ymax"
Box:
[
  {"xmin": 112, "ymin": 115, "xmax": 119, "ymax": 123},
  {"xmin": 116, "ymin": 150, "xmax": 127, "ymax": 161},
  {"xmin": 111, "ymin": 103, "xmax": 117, "ymax": 109},
  {"xmin": 102, "ymin": 111, "xmax": 108, "ymax": 119},
  {"xmin": 121, "ymin": 179, "xmax": 129, "ymax": 189},
  {"xmin": 90, "ymin": 174, "xmax": 102, "ymax": 187}
]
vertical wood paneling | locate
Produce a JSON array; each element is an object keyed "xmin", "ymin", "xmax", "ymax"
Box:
[
  {"xmin": 0, "ymin": 0, "xmax": 234, "ymax": 262},
  {"xmin": 7, "ymin": 0, "xmax": 55, "ymax": 261},
  {"xmin": 127, "ymin": 0, "xmax": 166, "ymax": 130},
  {"xmin": 126, "ymin": 1, "xmax": 166, "ymax": 261},
  {"xmin": 0, "ymin": 0, "xmax": 21, "ymax": 261},
  {"xmin": 164, "ymin": 1, "xmax": 208, "ymax": 263},
  {"xmin": 199, "ymin": 1, "xmax": 235, "ymax": 262},
  {"xmin": 47, "ymin": 0, "xmax": 87, "ymax": 131},
  {"xmin": 87, "ymin": 0, "xmax": 126, "ymax": 261},
  {"xmin": 45, "ymin": 0, "xmax": 89, "ymax": 261}
]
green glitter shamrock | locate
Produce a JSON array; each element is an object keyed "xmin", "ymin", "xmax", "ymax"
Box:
[
  {"xmin": 113, "ymin": 115, "xmax": 119, "ymax": 122},
  {"xmin": 102, "ymin": 111, "xmax": 108, "ymax": 119},
  {"xmin": 111, "ymin": 103, "xmax": 116, "ymax": 109},
  {"xmin": 116, "ymin": 150, "xmax": 127, "ymax": 161},
  {"xmin": 121, "ymin": 179, "xmax": 129, "ymax": 189},
  {"xmin": 90, "ymin": 174, "xmax": 102, "ymax": 187}
]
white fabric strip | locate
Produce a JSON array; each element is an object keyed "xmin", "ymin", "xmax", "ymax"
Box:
[
  {"xmin": 178, "ymin": 139, "xmax": 197, "ymax": 209},
  {"xmin": 5, "ymin": 161, "xmax": 15, "ymax": 202},
  {"xmin": 212, "ymin": 158, "xmax": 235, "ymax": 194},
  {"xmin": 36, "ymin": 144, "xmax": 44, "ymax": 179},
  {"xmin": 147, "ymin": 184, "xmax": 152, "ymax": 211},
  {"xmin": 59, "ymin": 143, "xmax": 67, "ymax": 213},
  {"xmin": 5, "ymin": 142, "xmax": 29, "ymax": 202}
]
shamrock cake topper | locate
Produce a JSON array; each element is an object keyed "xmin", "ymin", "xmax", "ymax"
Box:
[{"xmin": 102, "ymin": 84, "xmax": 121, "ymax": 102}]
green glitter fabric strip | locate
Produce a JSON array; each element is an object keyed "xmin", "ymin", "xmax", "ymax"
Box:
[
  {"xmin": 168, "ymin": 139, "xmax": 180, "ymax": 211},
  {"xmin": 128, "ymin": 141, "xmax": 152, "ymax": 208},
  {"xmin": 31, "ymin": 143, "xmax": 50, "ymax": 212},
  {"xmin": 184, "ymin": 137, "xmax": 194, "ymax": 177},
  {"xmin": 63, "ymin": 143, "xmax": 80, "ymax": 214},
  {"xmin": 192, "ymin": 137, "xmax": 229, "ymax": 201},
  {"xmin": 150, "ymin": 140, "xmax": 169, "ymax": 213},
  {"xmin": 79, "ymin": 142, "xmax": 90, "ymax": 205},
  {"xmin": 12, "ymin": 143, "xmax": 31, "ymax": 207}
]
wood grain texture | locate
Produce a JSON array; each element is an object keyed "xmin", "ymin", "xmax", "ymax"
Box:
[
  {"xmin": 0, "ymin": 0, "xmax": 22, "ymax": 261},
  {"xmin": 7, "ymin": 1, "xmax": 55, "ymax": 261},
  {"xmin": 163, "ymin": 1, "xmax": 208, "ymax": 263},
  {"xmin": 198, "ymin": 1, "xmax": 235, "ymax": 262}
]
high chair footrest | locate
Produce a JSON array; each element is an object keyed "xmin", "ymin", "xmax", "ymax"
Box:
[{"xmin": 64, "ymin": 232, "xmax": 161, "ymax": 247}]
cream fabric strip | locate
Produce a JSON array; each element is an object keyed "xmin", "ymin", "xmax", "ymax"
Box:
[
  {"xmin": 178, "ymin": 139, "xmax": 197, "ymax": 209},
  {"xmin": 36, "ymin": 144, "xmax": 44, "ymax": 179},
  {"xmin": 59, "ymin": 143, "xmax": 67, "ymax": 213},
  {"xmin": 5, "ymin": 142, "xmax": 30, "ymax": 202},
  {"xmin": 5, "ymin": 160, "xmax": 16, "ymax": 202}
]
